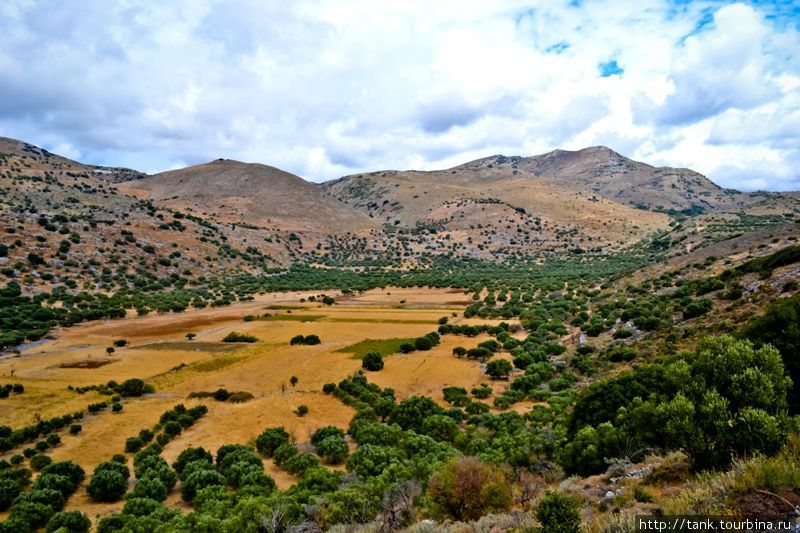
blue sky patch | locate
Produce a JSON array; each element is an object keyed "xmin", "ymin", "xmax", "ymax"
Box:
[
  {"xmin": 547, "ymin": 41, "xmax": 570, "ymax": 54},
  {"xmin": 598, "ymin": 59, "xmax": 624, "ymax": 77}
]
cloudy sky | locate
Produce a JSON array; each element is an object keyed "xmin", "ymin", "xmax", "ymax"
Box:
[{"xmin": 1, "ymin": 1, "xmax": 799, "ymax": 190}]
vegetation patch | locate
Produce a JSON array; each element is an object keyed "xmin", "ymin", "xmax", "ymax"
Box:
[
  {"xmin": 222, "ymin": 332, "xmax": 258, "ymax": 343},
  {"xmin": 258, "ymin": 314, "xmax": 324, "ymax": 322},
  {"xmin": 69, "ymin": 378, "xmax": 153, "ymax": 397},
  {"xmin": 325, "ymin": 317, "xmax": 438, "ymax": 324},
  {"xmin": 59, "ymin": 359, "xmax": 116, "ymax": 369},
  {"xmin": 336, "ymin": 337, "xmax": 416, "ymax": 359},
  {"xmin": 290, "ymin": 334, "xmax": 321, "ymax": 346},
  {"xmin": 0, "ymin": 383, "xmax": 24, "ymax": 398},
  {"xmin": 131, "ymin": 342, "xmax": 242, "ymax": 353},
  {"xmin": 188, "ymin": 389, "xmax": 255, "ymax": 403},
  {"xmin": 182, "ymin": 355, "xmax": 248, "ymax": 374}
]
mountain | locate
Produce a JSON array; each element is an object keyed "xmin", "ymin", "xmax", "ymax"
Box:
[
  {"xmin": 2, "ymin": 135, "xmax": 798, "ymax": 274},
  {"xmin": 0, "ymin": 138, "xmax": 308, "ymax": 288},
  {"xmin": 322, "ymin": 151, "xmax": 674, "ymax": 256},
  {"xmin": 441, "ymin": 146, "xmax": 772, "ymax": 213},
  {"xmin": 117, "ymin": 159, "xmax": 376, "ymax": 234},
  {"xmin": 0, "ymin": 136, "xmax": 146, "ymax": 183}
]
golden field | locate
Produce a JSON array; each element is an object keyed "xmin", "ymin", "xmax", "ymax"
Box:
[{"xmin": 0, "ymin": 287, "xmax": 521, "ymax": 520}]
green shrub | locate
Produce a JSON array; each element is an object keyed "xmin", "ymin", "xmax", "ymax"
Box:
[
  {"xmin": 30, "ymin": 454, "xmax": 52, "ymax": 471},
  {"xmin": 362, "ymin": 352, "xmax": 384, "ymax": 371},
  {"xmin": 222, "ymin": 332, "xmax": 257, "ymax": 343},
  {"xmin": 87, "ymin": 461, "xmax": 129, "ymax": 502},
  {"xmin": 46, "ymin": 510, "xmax": 91, "ymax": 533},
  {"xmin": 316, "ymin": 435, "xmax": 349, "ymax": 464},
  {"xmin": 535, "ymin": 490, "xmax": 581, "ymax": 533},
  {"xmin": 256, "ymin": 428, "xmax": 290, "ymax": 458},
  {"xmin": 486, "ymin": 359, "xmax": 512, "ymax": 380}
]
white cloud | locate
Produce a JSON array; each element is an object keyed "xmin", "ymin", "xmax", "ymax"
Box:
[
  {"xmin": 0, "ymin": 0, "xmax": 797, "ymax": 191},
  {"xmin": 634, "ymin": 3, "xmax": 780, "ymax": 126}
]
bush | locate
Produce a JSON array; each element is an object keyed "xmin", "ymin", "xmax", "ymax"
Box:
[
  {"xmin": 30, "ymin": 454, "xmax": 52, "ymax": 471},
  {"xmin": 316, "ymin": 435, "xmax": 349, "ymax": 464},
  {"xmin": 135, "ymin": 456, "xmax": 176, "ymax": 491},
  {"xmin": 131, "ymin": 475, "xmax": 168, "ymax": 502},
  {"xmin": 46, "ymin": 510, "xmax": 91, "ymax": 533},
  {"xmin": 222, "ymin": 332, "xmax": 257, "ymax": 343},
  {"xmin": 228, "ymin": 391, "xmax": 254, "ymax": 403},
  {"xmin": 427, "ymin": 456, "xmax": 512, "ymax": 521},
  {"xmin": 347, "ymin": 444, "xmax": 400, "ymax": 479},
  {"xmin": 294, "ymin": 405, "xmax": 309, "ymax": 417},
  {"xmin": 612, "ymin": 327, "xmax": 633, "ymax": 339},
  {"xmin": 564, "ymin": 335, "xmax": 792, "ymax": 474},
  {"xmin": 163, "ymin": 421, "xmax": 181, "ymax": 436},
  {"xmin": 683, "ymin": 298, "xmax": 713, "ymax": 319},
  {"xmin": 172, "ymin": 447, "xmax": 212, "ymax": 475},
  {"xmin": 744, "ymin": 295, "xmax": 800, "ymax": 413},
  {"xmin": 125, "ymin": 436, "xmax": 144, "ymax": 454},
  {"xmin": 311, "ymin": 426, "xmax": 345, "ymax": 446},
  {"xmin": 87, "ymin": 461, "xmax": 129, "ymax": 502},
  {"xmin": 414, "ymin": 336, "xmax": 434, "ymax": 351},
  {"xmin": 118, "ymin": 378, "xmax": 148, "ymax": 397},
  {"xmin": 256, "ymin": 428, "xmax": 291, "ymax": 458},
  {"xmin": 486, "ymin": 359, "xmax": 512, "ymax": 380},
  {"xmin": 471, "ymin": 384, "xmax": 492, "ymax": 399},
  {"xmin": 391, "ymin": 396, "xmax": 443, "ymax": 432},
  {"xmin": 421, "ymin": 414, "xmax": 458, "ymax": 442},
  {"xmin": 0, "ymin": 478, "xmax": 21, "ymax": 511},
  {"xmin": 291, "ymin": 335, "xmax": 321, "ymax": 346},
  {"xmin": 443, "ymin": 386, "xmax": 469, "ymax": 406},
  {"xmin": 535, "ymin": 491, "xmax": 581, "ymax": 533},
  {"xmin": 11, "ymin": 499, "xmax": 56, "ymax": 530},
  {"xmin": 41, "ymin": 461, "xmax": 85, "ymax": 489},
  {"xmin": 181, "ymin": 468, "xmax": 225, "ymax": 502},
  {"xmin": 362, "ymin": 352, "xmax": 384, "ymax": 371},
  {"xmin": 31, "ymin": 476, "xmax": 74, "ymax": 501},
  {"xmin": 213, "ymin": 388, "xmax": 230, "ymax": 401}
]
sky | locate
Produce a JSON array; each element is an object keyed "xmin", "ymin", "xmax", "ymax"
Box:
[{"xmin": 0, "ymin": 1, "xmax": 799, "ymax": 190}]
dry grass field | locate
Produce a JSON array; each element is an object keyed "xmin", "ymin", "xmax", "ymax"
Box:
[{"xmin": 0, "ymin": 287, "xmax": 515, "ymax": 519}]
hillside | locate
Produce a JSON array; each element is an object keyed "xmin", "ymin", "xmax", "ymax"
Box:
[
  {"xmin": 0, "ymin": 136, "xmax": 146, "ymax": 183},
  {"xmin": 117, "ymin": 160, "xmax": 377, "ymax": 234},
  {"xmin": 322, "ymin": 161, "xmax": 670, "ymax": 259},
  {"xmin": 451, "ymin": 146, "xmax": 770, "ymax": 213},
  {"xmin": 0, "ymin": 140, "xmax": 310, "ymax": 300},
  {"xmin": 3, "ymin": 134, "xmax": 798, "ymax": 284}
]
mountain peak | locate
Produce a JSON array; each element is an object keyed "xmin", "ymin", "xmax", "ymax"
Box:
[{"xmin": 116, "ymin": 158, "xmax": 376, "ymax": 233}]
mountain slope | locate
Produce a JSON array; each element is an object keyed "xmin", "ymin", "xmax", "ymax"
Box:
[
  {"xmin": 118, "ymin": 160, "xmax": 377, "ymax": 234},
  {"xmin": 0, "ymin": 139, "xmax": 308, "ymax": 297},
  {"xmin": 452, "ymin": 146, "xmax": 754, "ymax": 213},
  {"xmin": 323, "ymin": 157, "xmax": 671, "ymax": 256},
  {"xmin": 0, "ymin": 136, "xmax": 146, "ymax": 183}
]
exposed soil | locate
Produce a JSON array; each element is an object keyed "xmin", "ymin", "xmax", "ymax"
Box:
[{"xmin": 733, "ymin": 489, "xmax": 800, "ymax": 520}]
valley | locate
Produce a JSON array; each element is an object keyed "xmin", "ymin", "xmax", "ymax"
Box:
[{"xmin": 0, "ymin": 137, "xmax": 799, "ymax": 531}]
